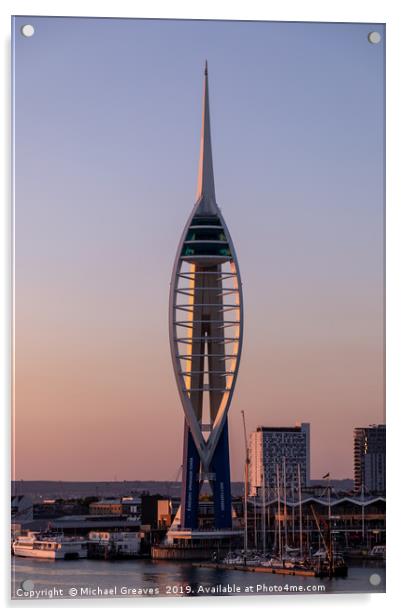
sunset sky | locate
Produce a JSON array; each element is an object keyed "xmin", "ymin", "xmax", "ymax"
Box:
[{"xmin": 13, "ymin": 17, "xmax": 385, "ymax": 481}]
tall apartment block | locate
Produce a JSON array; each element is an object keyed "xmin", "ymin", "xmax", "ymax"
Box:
[
  {"xmin": 249, "ymin": 424, "xmax": 310, "ymax": 496},
  {"xmin": 354, "ymin": 424, "xmax": 386, "ymax": 494}
]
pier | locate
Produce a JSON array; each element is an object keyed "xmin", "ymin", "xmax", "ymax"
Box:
[
  {"xmin": 152, "ymin": 546, "xmax": 217, "ymax": 561},
  {"xmin": 194, "ymin": 562, "xmax": 317, "ymax": 577}
]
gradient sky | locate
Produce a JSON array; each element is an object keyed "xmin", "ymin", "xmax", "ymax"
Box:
[{"xmin": 13, "ymin": 17, "xmax": 385, "ymax": 481}]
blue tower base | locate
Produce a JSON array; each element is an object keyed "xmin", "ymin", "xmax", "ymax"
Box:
[{"xmin": 180, "ymin": 419, "xmax": 232, "ymax": 530}]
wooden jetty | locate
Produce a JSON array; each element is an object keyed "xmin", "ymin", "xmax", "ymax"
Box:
[{"xmin": 194, "ymin": 562, "xmax": 317, "ymax": 577}]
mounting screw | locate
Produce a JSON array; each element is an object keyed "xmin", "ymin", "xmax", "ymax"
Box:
[
  {"xmin": 21, "ymin": 24, "xmax": 35, "ymax": 37},
  {"xmin": 368, "ymin": 32, "xmax": 381, "ymax": 44}
]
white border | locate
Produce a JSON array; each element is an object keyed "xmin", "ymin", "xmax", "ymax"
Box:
[{"xmin": 1, "ymin": 1, "xmax": 401, "ymax": 613}]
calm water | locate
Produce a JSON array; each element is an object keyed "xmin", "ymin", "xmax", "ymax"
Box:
[{"xmin": 11, "ymin": 557, "xmax": 385, "ymax": 601}]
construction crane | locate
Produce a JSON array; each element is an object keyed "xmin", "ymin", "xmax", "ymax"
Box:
[
  {"xmin": 174, "ymin": 465, "xmax": 183, "ymax": 483},
  {"xmin": 241, "ymin": 410, "xmax": 250, "ymax": 556},
  {"xmin": 167, "ymin": 464, "xmax": 182, "ymax": 499}
]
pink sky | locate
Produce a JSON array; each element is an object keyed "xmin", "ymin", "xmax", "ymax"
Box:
[{"xmin": 13, "ymin": 17, "xmax": 384, "ymax": 481}]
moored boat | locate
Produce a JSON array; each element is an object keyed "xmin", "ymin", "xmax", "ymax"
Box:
[
  {"xmin": 369, "ymin": 545, "xmax": 385, "ymax": 560},
  {"xmin": 12, "ymin": 531, "xmax": 87, "ymax": 560}
]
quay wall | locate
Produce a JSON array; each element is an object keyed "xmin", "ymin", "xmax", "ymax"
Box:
[{"xmin": 151, "ymin": 546, "xmax": 216, "ymax": 561}]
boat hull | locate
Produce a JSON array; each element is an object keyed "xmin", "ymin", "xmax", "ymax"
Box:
[{"xmin": 13, "ymin": 546, "xmax": 87, "ymax": 559}]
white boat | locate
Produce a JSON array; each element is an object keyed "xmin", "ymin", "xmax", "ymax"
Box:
[
  {"xmin": 312, "ymin": 548, "xmax": 327, "ymax": 559},
  {"xmin": 369, "ymin": 545, "xmax": 386, "ymax": 559},
  {"xmin": 261, "ymin": 557, "xmax": 295, "ymax": 568},
  {"xmin": 12, "ymin": 531, "xmax": 87, "ymax": 560},
  {"xmin": 244, "ymin": 556, "xmax": 262, "ymax": 566},
  {"xmin": 223, "ymin": 552, "xmax": 244, "ymax": 565},
  {"xmin": 261, "ymin": 558, "xmax": 282, "ymax": 568},
  {"xmin": 260, "ymin": 555, "xmax": 306, "ymax": 569},
  {"xmin": 223, "ymin": 552, "xmax": 261, "ymax": 566}
]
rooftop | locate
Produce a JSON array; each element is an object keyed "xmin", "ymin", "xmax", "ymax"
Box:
[{"xmin": 256, "ymin": 425, "xmax": 308, "ymax": 433}]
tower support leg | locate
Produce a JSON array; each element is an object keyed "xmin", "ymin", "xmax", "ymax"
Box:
[
  {"xmin": 180, "ymin": 421, "xmax": 200, "ymax": 529},
  {"xmin": 210, "ymin": 419, "xmax": 232, "ymax": 529}
]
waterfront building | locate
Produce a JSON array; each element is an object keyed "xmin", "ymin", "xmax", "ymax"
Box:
[
  {"xmin": 88, "ymin": 531, "xmax": 141, "ymax": 558},
  {"xmin": 141, "ymin": 494, "xmax": 173, "ymax": 529},
  {"xmin": 89, "ymin": 496, "xmax": 141, "ymax": 520},
  {"xmin": 354, "ymin": 424, "xmax": 386, "ymax": 494},
  {"xmin": 167, "ymin": 62, "xmax": 243, "ymax": 538},
  {"xmin": 120, "ymin": 496, "xmax": 142, "ymax": 518},
  {"xmin": 244, "ymin": 493, "xmax": 385, "ymax": 554},
  {"xmin": 50, "ymin": 514, "xmax": 141, "ymax": 536},
  {"xmin": 157, "ymin": 500, "xmax": 172, "ymax": 529},
  {"xmin": 249, "ymin": 424, "xmax": 310, "ymax": 496},
  {"xmin": 89, "ymin": 499, "xmax": 123, "ymax": 516}
]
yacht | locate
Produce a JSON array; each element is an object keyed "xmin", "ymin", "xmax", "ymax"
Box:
[
  {"xmin": 260, "ymin": 557, "xmax": 284, "ymax": 568},
  {"xmin": 13, "ymin": 531, "xmax": 87, "ymax": 560},
  {"xmin": 369, "ymin": 545, "xmax": 386, "ymax": 559},
  {"xmin": 222, "ymin": 551, "xmax": 261, "ymax": 566}
]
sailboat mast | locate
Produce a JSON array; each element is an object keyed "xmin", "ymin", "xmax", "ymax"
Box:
[
  {"xmin": 361, "ymin": 483, "xmax": 365, "ymax": 545},
  {"xmin": 241, "ymin": 411, "xmax": 249, "ymax": 556},
  {"xmin": 283, "ymin": 457, "xmax": 288, "ymax": 551},
  {"xmin": 262, "ymin": 462, "xmax": 266, "ymax": 556},
  {"xmin": 298, "ymin": 463, "xmax": 302, "ymax": 557},
  {"xmin": 276, "ymin": 464, "xmax": 282, "ymax": 560},
  {"xmin": 291, "ymin": 477, "xmax": 295, "ymax": 543},
  {"xmin": 327, "ymin": 475, "xmax": 333, "ymax": 576}
]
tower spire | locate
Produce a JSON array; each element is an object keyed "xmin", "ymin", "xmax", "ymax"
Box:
[{"xmin": 196, "ymin": 60, "xmax": 216, "ymax": 204}]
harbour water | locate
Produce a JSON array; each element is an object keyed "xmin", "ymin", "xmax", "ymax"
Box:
[{"xmin": 11, "ymin": 557, "xmax": 385, "ymax": 600}]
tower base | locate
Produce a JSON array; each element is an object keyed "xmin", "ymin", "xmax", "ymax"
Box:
[
  {"xmin": 153, "ymin": 504, "xmax": 243, "ymax": 560},
  {"xmin": 153, "ymin": 528, "xmax": 243, "ymax": 561}
]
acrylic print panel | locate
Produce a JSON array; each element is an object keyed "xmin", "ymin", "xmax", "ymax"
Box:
[{"xmin": 12, "ymin": 16, "xmax": 385, "ymax": 600}]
